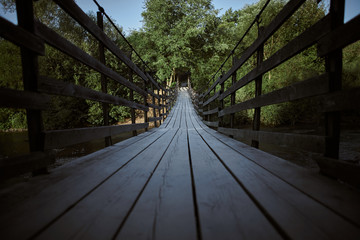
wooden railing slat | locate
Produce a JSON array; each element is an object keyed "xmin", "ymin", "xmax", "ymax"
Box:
[
  {"xmin": 203, "ymin": 91, "xmax": 220, "ymax": 107},
  {"xmin": 0, "ymin": 88, "xmax": 50, "ymax": 110},
  {"xmin": 44, "ymin": 123, "xmax": 149, "ymax": 149},
  {"xmin": 219, "ymin": 74, "xmax": 329, "ymax": 117},
  {"xmin": 34, "ymin": 21, "xmax": 148, "ymax": 97},
  {"xmin": 38, "ymin": 76, "xmax": 148, "ymax": 111},
  {"xmin": 0, "ymin": 16, "xmax": 45, "ymax": 55}
]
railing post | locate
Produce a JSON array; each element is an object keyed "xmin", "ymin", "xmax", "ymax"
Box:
[
  {"xmin": 97, "ymin": 11, "xmax": 112, "ymax": 146},
  {"xmin": 324, "ymin": 0, "xmax": 344, "ymax": 159},
  {"xmin": 251, "ymin": 27, "xmax": 264, "ymax": 148},
  {"xmin": 16, "ymin": 0, "xmax": 46, "ymax": 174},
  {"xmin": 151, "ymin": 82, "xmax": 158, "ymax": 127},
  {"xmin": 230, "ymin": 56, "xmax": 237, "ymax": 131},
  {"xmin": 143, "ymin": 69, "xmax": 149, "ymax": 131},
  {"xmin": 219, "ymin": 72, "xmax": 225, "ymax": 128},
  {"xmin": 128, "ymin": 51, "xmax": 137, "ymax": 136}
]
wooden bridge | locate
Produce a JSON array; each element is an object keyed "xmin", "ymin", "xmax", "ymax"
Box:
[{"xmin": 1, "ymin": 0, "xmax": 360, "ymax": 239}]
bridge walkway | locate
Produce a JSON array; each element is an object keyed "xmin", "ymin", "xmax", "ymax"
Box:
[{"xmin": 1, "ymin": 89, "xmax": 360, "ymax": 240}]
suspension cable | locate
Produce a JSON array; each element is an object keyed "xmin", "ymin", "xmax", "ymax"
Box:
[
  {"xmin": 92, "ymin": 0, "xmax": 160, "ymax": 82},
  {"xmin": 203, "ymin": 0, "xmax": 271, "ymax": 92}
]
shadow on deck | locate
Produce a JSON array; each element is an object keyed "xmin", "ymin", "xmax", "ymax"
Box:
[{"xmin": 0, "ymin": 89, "xmax": 360, "ymax": 239}]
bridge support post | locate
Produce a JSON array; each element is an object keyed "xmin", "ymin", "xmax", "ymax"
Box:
[
  {"xmin": 97, "ymin": 11, "xmax": 112, "ymax": 146},
  {"xmin": 324, "ymin": 0, "xmax": 344, "ymax": 159},
  {"xmin": 219, "ymin": 72, "xmax": 225, "ymax": 128},
  {"xmin": 251, "ymin": 27, "xmax": 264, "ymax": 148},
  {"xmin": 151, "ymin": 81, "xmax": 158, "ymax": 128},
  {"xmin": 128, "ymin": 51, "xmax": 137, "ymax": 136},
  {"xmin": 16, "ymin": 0, "xmax": 46, "ymax": 175},
  {"xmin": 143, "ymin": 70, "xmax": 149, "ymax": 131},
  {"xmin": 230, "ymin": 56, "xmax": 238, "ymax": 133}
]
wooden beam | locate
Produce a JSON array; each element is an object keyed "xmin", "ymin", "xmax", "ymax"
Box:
[
  {"xmin": 34, "ymin": 21, "xmax": 147, "ymax": 97},
  {"xmin": 218, "ymin": 127, "xmax": 326, "ymax": 153},
  {"xmin": 0, "ymin": 88, "xmax": 49, "ymax": 110},
  {"xmin": 44, "ymin": 123, "xmax": 149, "ymax": 149},
  {"xmin": 202, "ymin": 91, "xmax": 220, "ymax": 107},
  {"xmin": 203, "ymin": 107, "xmax": 219, "ymax": 116},
  {"xmin": 38, "ymin": 76, "xmax": 148, "ymax": 111},
  {"xmin": 203, "ymin": 121, "xmax": 219, "ymax": 128},
  {"xmin": 318, "ymin": 14, "xmax": 360, "ymax": 56},
  {"xmin": 148, "ymin": 117, "xmax": 163, "ymax": 122},
  {"xmin": 219, "ymin": 74, "xmax": 329, "ymax": 117},
  {"xmin": 317, "ymin": 87, "xmax": 360, "ymax": 112},
  {"xmin": 0, "ymin": 16, "xmax": 44, "ymax": 55},
  {"xmin": 0, "ymin": 152, "xmax": 54, "ymax": 181}
]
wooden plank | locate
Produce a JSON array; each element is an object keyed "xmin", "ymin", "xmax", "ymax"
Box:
[
  {"xmin": 148, "ymin": 117, "xmax": 163, "ymax": 122},
  {"xmin": 36, "ymin": 129, "xmax": 179, "ymax": 240},
  {"xmin": 148, "ymin": 103, "xmax": 161, "ymax": 109},
  {"xmin": 0, "ymin": 152, "xmax": 54, "ymax": 181},
  {"xmin": 187, "ymin": 112, "xmax": 281, "ymax": 240},
  {"xmin": 0, "ymin": 129, "xmax": 167, "ymax": 239},
  {"xmin": 202, "ymin": 91, "xmax": 220, "ymax": 107},
  {"xmin": 316, "ymin": 157, "xmax": 360, "ymax": 189},
  {"xmin": 116, "ymin": 130, "xmax": 196, "ymax": 240},
  {"xmin": 318, "ymin": 14, "xmax": 360, "ymax": 56},
  {"xmin": 189, "ymin": 113, "xmax": 360, "ymax": 239},
  {"xmin": 53, "ymin": 0, "xmax": 149, "ymax": 83},
  {"xmin": 218, "ymin": 0, "xmax": 306, "ymax": 86},
  {"xmin": 146, "ymin": 72, "xmax": 160, "ymax": 90},
  {"xmin": 202, "ymin": 107, "xmax": 219, "ymax": 116},
  {"xmin": 219, "ymin": 74, "xmax": 329, "ymax": 116},
  {"xmin": 203, "ymin": 76, "xmax": 220, "ymax": 97},
  {"xmin": 317, "ymin": 87, "xmax": 360, "ymax": 112},
  {"xmin": 44, "ymin": 123, "xmax": 149, "ymax": 149},
  {"xmin": 203, "ymin": 121, "xmax": 219, "ymax": 128},
  {"xmin": 218, "ymin": 127, "xmax": 326, "ymax": 153},
  {"xmin": 0, "ymin": 16, "xmax": 44, "ymax": 55},
  {"xmin": 196, "ymin": 116, "xmax": 360, "ymax": 225},
  {"xmin": 220, "ymin": 15, "xmax": 331, "ymax": 100},
  {"xmin": 34, "ymin": 21, "xmax": 147, "ymax": 97},
  {"xmin": 38, "ymin": 76, "xmax": 148, "ymax": 111},
  {"xmin": 0, "ymin": 88, "xmax": 50, "ymax": 110},
  {"xmin": 147, "ymin": 89, "xmax": 161, "ymax": 100}
]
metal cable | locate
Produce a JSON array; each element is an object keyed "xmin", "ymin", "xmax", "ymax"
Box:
[{"xmin": 202, "ymin": 0, "xmax": 271, "ymax": 92}]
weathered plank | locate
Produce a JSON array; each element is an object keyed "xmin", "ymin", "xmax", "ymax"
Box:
[
  {"xmin": 187, "ymin": 110, "xmax": 281, "ymax": 240},
  {"xmin": 53, "ymin": 0, "xmax": 149, "ymax": 83},
  {"xmin": 0, "ymin": 129, "xmax": 166, "ymax": 239},
  {"xmin": 203, "ymin": 107, "xmax": 219, "ymax": 116},
  {"xmin": 220, "ymin": 15, "xmax": 331, "ymax": 100},
  {"xmin": 0, "ymin": 152, "xmax": 54, "ymax": 181},
  {"xmin": 195, "ymin": 115, "xmax": 360, "ymax": 225},
  {"xmin": 202, "ymin": 91, "xmax": 220, "ymax": 107},
  {"xmin": 148, "ymin": 117, "xmax": 163, "ymax": 122},
  {"xmin": 148, "ymin": 103, "xmax": 161, "ymax": 109},
  {"xmin": 116, "ymin": 130, "xmax": 197, "ymax": 240},
  {"xmin": 44, "ymin": 123, "xmax": 149, "ymax": 149},
  {"xmin": 317, "ymin": 87, "xmax": 360, "ymax": 112},
  {"xmin": 203, "ymin": 120, "xmax": 219, "ymax": 128},
  {"xmin": 36, "ymin": 129, "xmax": 179, "ymax": 240},
  {"xmin": 318, "ymin": 14, "xmax": 360, "ymax": 56},
  {"xmin": 190, "ymin": 112, "xmax": 360, "ymax": 239},
  {"xmin": 0, "ymin": 16, "xmax": 44, "ymax": 55},
  {"xmin": 38, "ymin": 76, "xmax": 148, "ymax": 111},
  {"xmin": 219, "ymin": 74, "xmax": 329, "ymax": 116},
  {"xmin": 0, "ymin": 88, "xmax": 50, "ymax": 110},
  {"xmin": 203, "ymin": 76, "xmax": 221, "ymax": 97},
  {"xmin": 34, "ymin": 21, "xmax": 147, "ymax": 96},
  {"xmin": 218, "ymin": 127, "xmax": 326, "ymax": 153}
]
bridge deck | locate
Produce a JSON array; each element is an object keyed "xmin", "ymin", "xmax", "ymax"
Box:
[{"xmin": 1, "ymin": 89, "xmax": 360, "ymax": 239}]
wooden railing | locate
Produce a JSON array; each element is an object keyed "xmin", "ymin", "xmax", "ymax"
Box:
[
  {"xmin": 195, "ymin": 0, "xmax": 360, "ymax": 184},
  {"xmin": 0, "ymin": 0, "xmax": 176, "ymax": 180}
]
